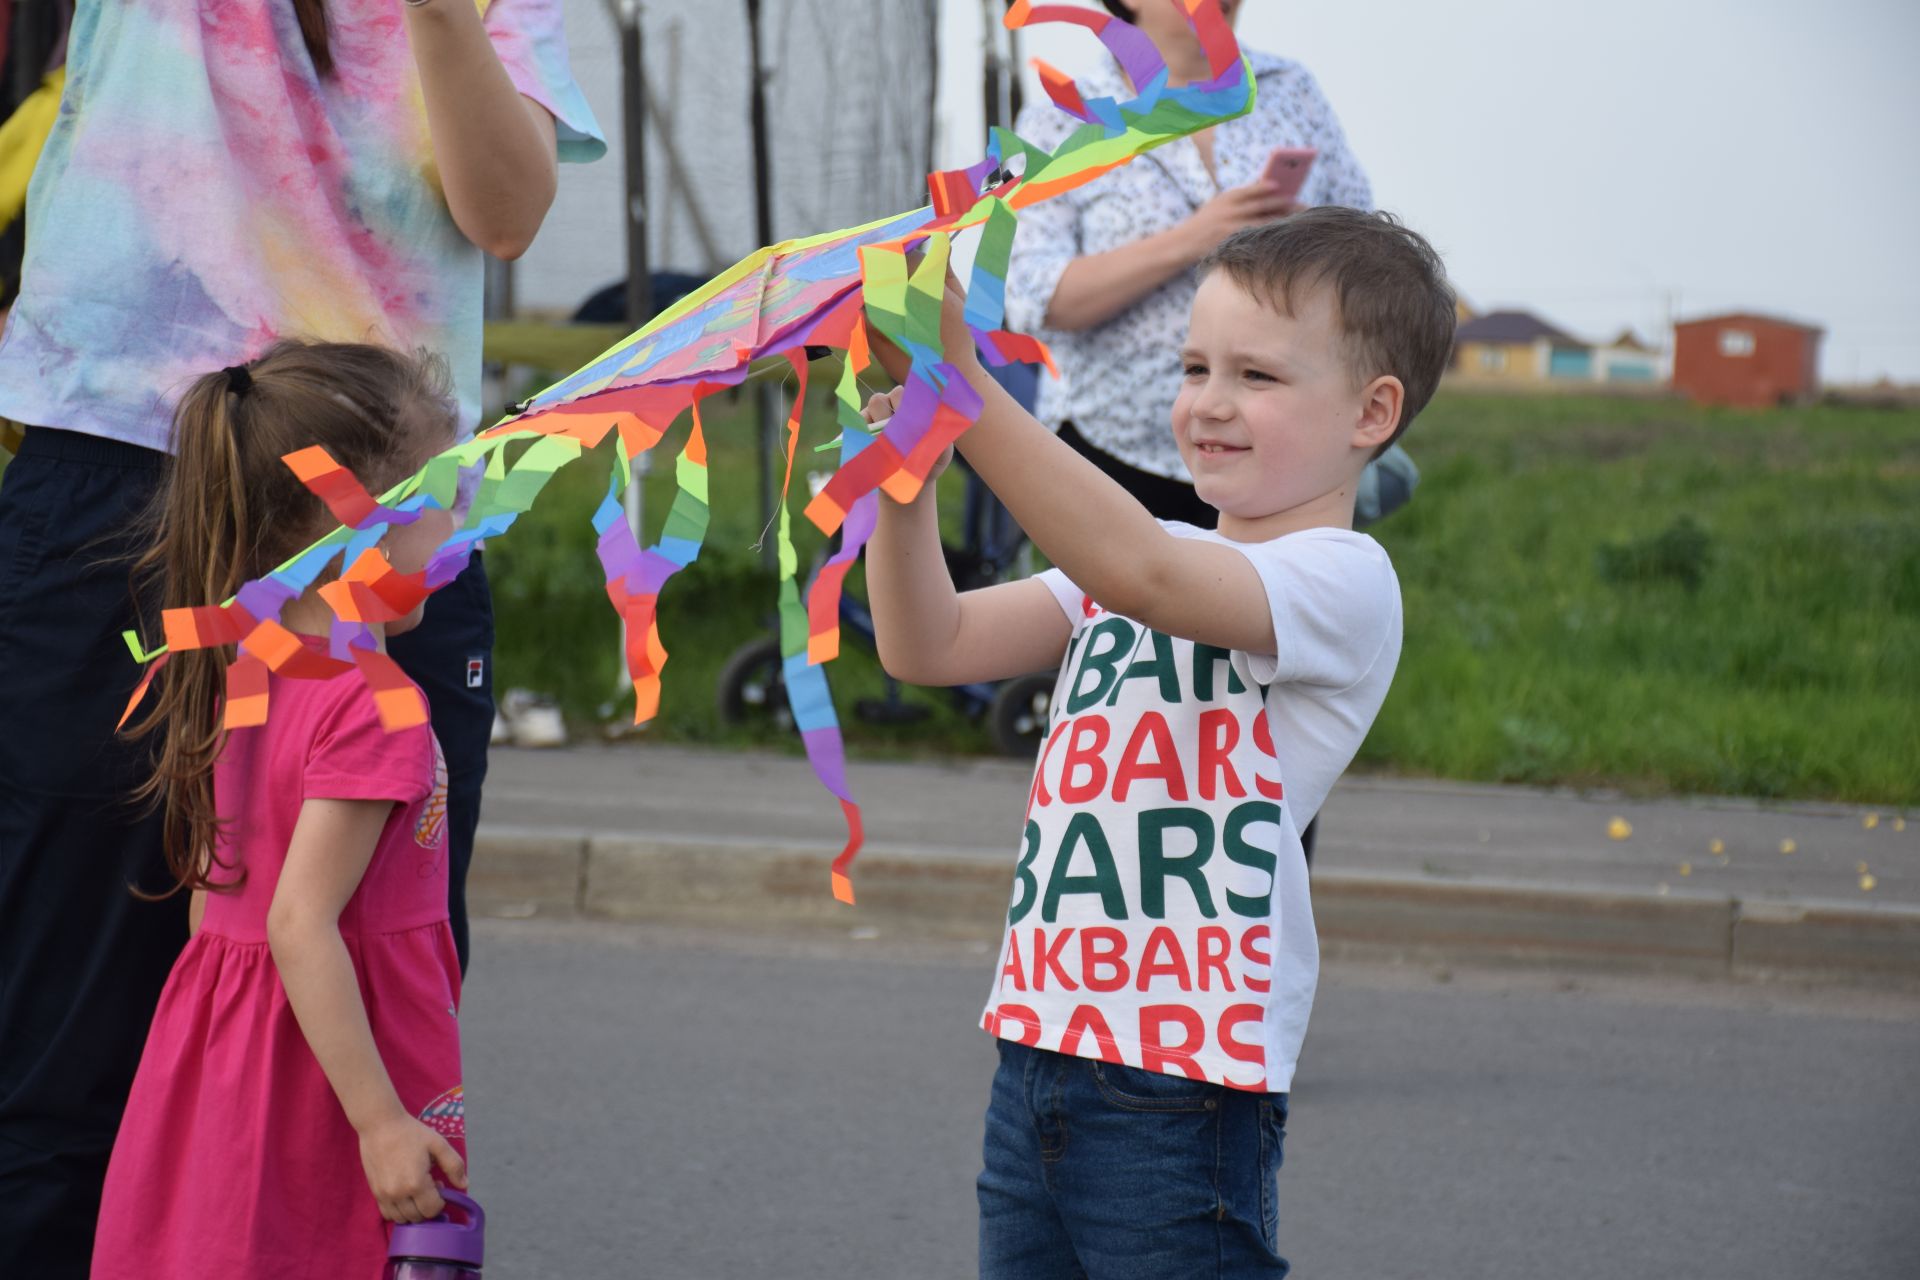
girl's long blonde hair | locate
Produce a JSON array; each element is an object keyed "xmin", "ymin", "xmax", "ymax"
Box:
[{"xmin": 127, "ymin": 340, "xmax": 455, "ymax": 894}]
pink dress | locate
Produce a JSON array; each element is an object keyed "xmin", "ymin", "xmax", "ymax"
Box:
[{"xmin": 92, "ymin": 659, "xmax": 464, "ymax": 1280}]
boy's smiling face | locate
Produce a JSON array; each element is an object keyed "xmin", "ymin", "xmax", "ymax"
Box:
[{"xmin": 1174, "ymin": 271, "xmax": 1400, "ymax": 540}]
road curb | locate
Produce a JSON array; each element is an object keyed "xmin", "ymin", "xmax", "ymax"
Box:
[
  {"xmin": 1309, "ymin": 871, "xmax": 1736, "ymax": 975},
  {"xmin": 468, "ymin": 826, "xmax": 1920, "ymax": 985},
  {"xmin": 1731, "ymin": 897, "xmax": 1920, "ymax": 981}
]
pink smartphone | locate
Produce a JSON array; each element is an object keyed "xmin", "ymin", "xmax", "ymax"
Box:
[{"xmin": 1260, "ymin": 146, "xmax": 1318, "ymax": 200}]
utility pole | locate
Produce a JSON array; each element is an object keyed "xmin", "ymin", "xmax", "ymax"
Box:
[
  {"xmin": 614, "ymin": 0, "xmax": 653, "ymax": 700},
  {"xmin": 981, "ymin": 0, "xmax": 1027, "ymax": 138},
  {"xmin": 620, "ymin": 0, "xmax": 652, "ymax": 335},
  {"xmin": 746, "ymin": 0, "xmax": 778, "ymax": 570},
  {"xmin": 982, "ymin": 0, "xmax": 1005, "ymax": 133}
]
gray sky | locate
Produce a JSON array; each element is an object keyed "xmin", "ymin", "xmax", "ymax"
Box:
[{"xmin": 937, "ymin": 0, "xmax": 1920, "ymax": 383}]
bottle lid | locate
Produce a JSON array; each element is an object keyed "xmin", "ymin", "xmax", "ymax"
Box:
[{"xmin": 387, "ymin": 1188, "xmax": 484, "ymax": 1269}]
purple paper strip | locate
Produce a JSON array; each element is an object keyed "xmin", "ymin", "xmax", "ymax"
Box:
[
  {"xmin": 235, "ymin": 577, "xmax": 298, "ymax": 625},
  {"xmin": 635, "ymin": 547, "xmax": 682, "ymax": 596},
  {"xmin": 1092, "ymin": 11, "xmax": 1164, "ymax": 92},
  {"xmin": 880, "ymin": 375, "xmax": 941, "ymax": 457},
  {"xmin": 424, "ymin": 541, "xmax": 477, "ymax": 590},
  {"xmin": 328, "ymin": 619, "xmax": 376, "ymax": 662},
  {"xmin": 802, "ymin": 726, "xmax": 852, "ymax": 802},
  {"xmin": 595, "ymin": 522, "xmax": 646, "ymax": 589}
]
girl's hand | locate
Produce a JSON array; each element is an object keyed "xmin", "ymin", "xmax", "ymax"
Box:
[
  {"xmin": 861, "ymin": 387, "xmax": 903, "ymax": 427},
  {"xmin": 358, "ymin": 1112, "xmax": 468, "ymax": 1224},
  {"xmin": 863, "ymin": 388, "xmax": 954, "ymax": 487}
]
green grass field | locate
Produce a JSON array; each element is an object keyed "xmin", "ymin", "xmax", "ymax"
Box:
[
  {"xmin": 479, "ymin": 384, "xmax": 1919, "ymax": 805},
  {"xmin": 1361, "ymin": 393, "xmax": 1918, "ymax": 804}
]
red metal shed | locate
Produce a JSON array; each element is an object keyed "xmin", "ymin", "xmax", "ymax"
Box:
[{"xmin": 1672, "ymin": 312, "xmax": 1823, "ymax": 408}]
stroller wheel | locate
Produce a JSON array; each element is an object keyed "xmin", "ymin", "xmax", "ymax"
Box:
[
  {"xmin": 988, "ymin": 671, "xmax": 1056, "ymax": 759},
  {"xmin": 716, "ymin": 637, "xmax": 795, "ymax": 734}
]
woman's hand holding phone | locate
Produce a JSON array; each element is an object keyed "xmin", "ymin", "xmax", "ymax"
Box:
[{"xmin": 1182, "ymin": 182, "xmax": 1301, "ymax": 261}]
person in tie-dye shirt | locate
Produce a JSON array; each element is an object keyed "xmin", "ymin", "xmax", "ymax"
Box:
[{"xmin": 0, "ymin": 4, "xmax": 602, "ymax": 1272}]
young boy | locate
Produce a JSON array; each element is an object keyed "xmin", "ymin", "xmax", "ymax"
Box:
[{"xmin": 865, "ymin": 206, "xmax": 1456, "ymax": 1277}]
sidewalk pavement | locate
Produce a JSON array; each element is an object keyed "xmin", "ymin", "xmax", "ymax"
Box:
[{"xmin": 470, "ymin": 744, "xmax": 1920, "ymax": 985}]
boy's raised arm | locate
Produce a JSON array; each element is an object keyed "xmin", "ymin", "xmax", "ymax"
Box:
[{"xmin": 864, "ymin": 391, "xmax": 1074, "ymax": 687}]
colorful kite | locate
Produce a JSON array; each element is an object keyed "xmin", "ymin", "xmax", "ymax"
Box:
[{"xmin": 124, "ymin": 0, "xmax": 1255, "ymax": 905}]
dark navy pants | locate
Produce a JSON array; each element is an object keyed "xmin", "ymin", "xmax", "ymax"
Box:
[
  {"xmin": 0, "ymin": 428, "xmax": 492, "ymax": 1276},
  {"xmin": 386, "ymin": 537, "xmax": 494, "ymax": 975},
  {"xmin": 979, "ymin": 1041, "xmax": 1292, "ymax": 1278}
]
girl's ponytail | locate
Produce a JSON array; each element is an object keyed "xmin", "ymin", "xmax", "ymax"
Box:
[
  {"xmin": 293, "ymin": 0, "xmax": 333, "ymax": 77},
  {"xmin": 129, "ymin": 370, "xmax": 255, "ymax": 892},
  {"xmin": 127, "ymin": 342, "xmax": 455, "ymax": 895}
]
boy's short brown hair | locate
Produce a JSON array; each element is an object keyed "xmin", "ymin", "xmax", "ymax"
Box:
[{"xmin": 1199, "ymin": 208, "xmax": 1456, "ymax": 452}]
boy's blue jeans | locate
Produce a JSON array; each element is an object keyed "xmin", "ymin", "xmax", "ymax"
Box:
[{"xmin": 978, "ymin": 1040, "xmax": 1291, "ymax": 1279}]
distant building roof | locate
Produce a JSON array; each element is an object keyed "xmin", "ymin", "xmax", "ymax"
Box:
[
  {"xmin": 1674, "ymin": 311, "xmax": 1824, "ymax": 335},
  {"xmin": 1605, "ymin": 328, "xmax": 1657, "ymax": 353},
  {"xmin": 1455, "ymin": 309, "xmax": 1582, "ymax": 346}
]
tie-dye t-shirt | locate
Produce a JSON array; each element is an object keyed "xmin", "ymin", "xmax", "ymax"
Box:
[{"xmin": 0, "ymin": 0, "xmax": 604, "ymax": 450}]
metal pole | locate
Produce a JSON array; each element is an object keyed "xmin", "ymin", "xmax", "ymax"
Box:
[
  {"xmin": 659, "ymin": 20, "xmax": 682, "ymax": 261},
  {"xmin": 615, "ymin": 0, "xmax": 654, "ymax": 699},
  {"xmin": 746, "ymin": 0, "xmax": 778, "ymax": 571},
  {"xmin": 981, "ymin": 0, "xmax": 1004, "ymax": 134},
  {"xmin": 923, "ymin": 1, "xmax": 940, "ymax": 182},
  {"xmin": 620, "ymin": 0, "xmax": 652, "ymax": 334},
  {"xmin": 1006, "ymin": 2, "xmax": 1025, "ymax": 124}
]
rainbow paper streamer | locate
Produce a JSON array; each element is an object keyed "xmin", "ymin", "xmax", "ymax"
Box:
[{"xmin": 123, "ymin": 1, "xmax": 1256, "ymax": 904}]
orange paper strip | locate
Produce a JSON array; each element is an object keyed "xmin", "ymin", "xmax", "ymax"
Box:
[{"xmin": 224, "ymin": 653, "xmax": 270, "ymax": 729}]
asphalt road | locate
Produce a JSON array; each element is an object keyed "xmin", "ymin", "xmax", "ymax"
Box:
[{"xmin": 461, "ymin": 919, "xmax": 1920, "ymax": 1279}]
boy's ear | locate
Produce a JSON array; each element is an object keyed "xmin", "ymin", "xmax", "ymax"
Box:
[{"xmin": 1352, "ymin": 375, "xmax": 1403, "ymax": 453}]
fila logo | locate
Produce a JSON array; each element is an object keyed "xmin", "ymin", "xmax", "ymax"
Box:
[{"xmin": 466, "ymin": 657, "xmax": 485, "ymax": 689}]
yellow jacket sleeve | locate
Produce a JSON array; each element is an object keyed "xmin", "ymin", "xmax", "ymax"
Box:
[{"xmin": 0, "ymin": 67, "xmax": 67, "ymax": 235}]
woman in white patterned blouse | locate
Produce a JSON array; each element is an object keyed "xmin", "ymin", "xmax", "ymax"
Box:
[{"xmin": 1004, "ymin": 0, "xmax": 1378, "ymax": 525}]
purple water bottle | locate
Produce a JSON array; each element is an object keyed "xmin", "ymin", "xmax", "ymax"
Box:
[{"xmin": 383, "ymin": 1189, "xmax": 485, "ymax": 1280}]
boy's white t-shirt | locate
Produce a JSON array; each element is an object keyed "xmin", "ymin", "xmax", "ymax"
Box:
[{"xmin": 981, "ymin": 522, "xmax": 1402, "ymax": 1093}]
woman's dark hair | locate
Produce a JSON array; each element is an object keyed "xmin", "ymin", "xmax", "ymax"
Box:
[
  {"xmin": 1098, "ymin": 1, "xmax": 1136, "ymax": 16},
  {"xmin": 126, "ymin": 340, "xmax": 455, "ymax": 894},
  {"xmin": 294, "ymin": 0, "xmax": 332, "ymax": 76}
]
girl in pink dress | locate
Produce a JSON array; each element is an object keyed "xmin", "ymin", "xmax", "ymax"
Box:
[{"xmin": 94, "ymin": 341, "xmax": 471, "ymax": 1279}]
